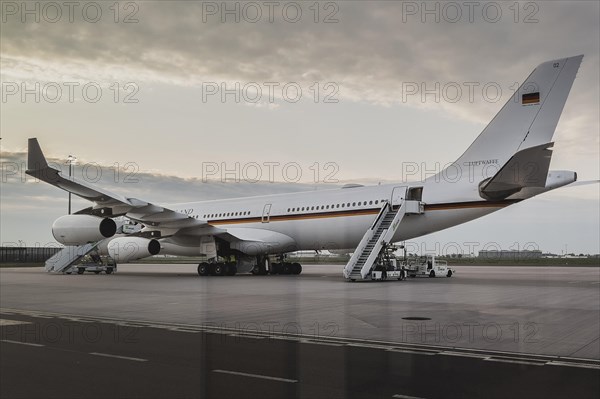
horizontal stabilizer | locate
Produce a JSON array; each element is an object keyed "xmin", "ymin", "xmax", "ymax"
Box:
[{"xmin": 479, "ymin": 142, "xmax": 554, "ymax": 200}]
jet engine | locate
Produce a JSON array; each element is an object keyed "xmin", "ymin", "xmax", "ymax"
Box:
[
  {"xmin": 52, "ymin": 215, "xmax": 117, "ymax": 245},
  {"xmin": 107, "ymin": 237, "xmax": 161, "ymax": 263}
]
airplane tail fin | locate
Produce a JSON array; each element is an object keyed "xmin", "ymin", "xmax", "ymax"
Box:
[{"xmin": 450, "ymin": 55, "xmax": 583, "ymax": 191}]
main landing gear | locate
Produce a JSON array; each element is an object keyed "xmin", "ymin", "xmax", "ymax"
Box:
[
  {"xmin": 252, "ymin": 255, "xmax": 302, "ymax": 276},
  {"xmin": 269, "ymin": 262, "xmax": 302, "ymax": 275},
  {"xmin": 250, "ymin": 257, "xmax": 302, "ymax": 275},
  {"xmin": 197, "ymin": 262, "xmax": 238, "ymax": 276},
  {"xmin": 197, "ymin": 255, "xmax": 303, "ymax": 277}
]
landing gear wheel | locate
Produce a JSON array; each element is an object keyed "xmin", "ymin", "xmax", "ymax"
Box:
[
  {"xmin": 252, "ymin": 261, "xmax": 268, "ymax": 275},
  {"xmin": 447, "ymin": 270, "xmax": 452, "ymax": 277},
  {"xmin": 106, "ymin": 268, "xmax": 113, "ymax": 275},
  {"xmin": 77, "ymin": 268, "xmax": 85, "ymax": 275},
  {"xmin": 214, "ymin": 263, "xmax": 227, "ymax": 276},
  {"xmin": 292, "ymin": 263, "xmax": 302, "ymax": 275},
  {"xmin": 429, "ymin": 270, "xmax": 436, "ymax": 278},
  {"xmin": 197, "ymin": 263, "xmax": 210, "ymax": 276},
  {"xmin": 282, "ymin": 263, "xmax": 292, "ymax": 275},
  {"xmin": 270, "ymin": 263, "xmax": 281, "ymax": 275},
  {"xmin": 226, "ymin": 263, "xmax": 238, "ymax": 276}
]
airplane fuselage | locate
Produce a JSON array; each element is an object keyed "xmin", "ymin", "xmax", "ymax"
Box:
[{"xmin": 167, "ymin": 179, "xmax": 518, "ymax": 252}]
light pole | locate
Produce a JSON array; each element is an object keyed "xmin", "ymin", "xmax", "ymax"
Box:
[{"xmin": 66, "ymin": 155, "xmax": 77, "ymax": 214}]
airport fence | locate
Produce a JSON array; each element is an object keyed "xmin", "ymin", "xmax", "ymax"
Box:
[{"xmin": 0, "ymin": 247, "xmax": 62, "ymax": 264}]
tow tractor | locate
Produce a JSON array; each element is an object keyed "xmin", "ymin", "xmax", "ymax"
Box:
[
  {"xmin": 66, "ymin": 254, "xmax": 117, "ymax": 275},
  {"xmin": 402, "ymin": 255, "xmax": 455, "ymax": 278}
]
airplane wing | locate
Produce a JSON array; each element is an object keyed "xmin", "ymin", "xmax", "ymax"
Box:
[
  {"xmin": 25, "ymin": 138, "xmax": 205, "ymax": 230},
  {"xmin": 164, "ymin": 227, "xmax": 298, "ymax": 256},
  {"xmin": 220, "ymin": 228, "xmax": 297, "ymax": 254}
]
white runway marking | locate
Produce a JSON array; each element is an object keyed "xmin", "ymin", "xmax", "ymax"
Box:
[
  {"xmin": 1, "ymin": 339, "xmax": 44, "ymax": 347},
  {"xmin": 483, "ymin": 357, "xmax": 544, "ymax": 366},
  {"xmin": 0, "ymin": 319, "xmax": 31, "ymax": 326},
  {"xmin": 346, "ymin": 343, "xmax": 389, "ymax": 350},
  {"xmin": 212, "ymin": 369, "xmax": 298, "ymax": 383},
  {"xmin": 439, "ymin": 351, "xmax": 488, "ymax": 359},
  {"xmin": 300, "ymin": 339, "xmax": 344, "ymax": 347},
  {"xmin": 387, "ymin": 348, "xmax": 436, "ymax": 355},
  {"xmin": 547, "ymin": 361, "xmax": 600, "ymax": 370},
  {"xmin": 228, "ymin": 333, "xmax": 266, "ymax": 339},
  {"xmin": 90, "ymin": 352, "xmax": 148, "ymax": 362}
]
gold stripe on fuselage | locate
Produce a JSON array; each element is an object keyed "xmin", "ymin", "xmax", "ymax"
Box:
[{"xmin": 207, "ymin": 200, "xmax": 520, "ymax": 225}]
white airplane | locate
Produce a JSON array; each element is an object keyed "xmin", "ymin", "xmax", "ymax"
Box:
[{"xmin": 27, "ymin": 55, "xmax": 584, "ymax": 279}]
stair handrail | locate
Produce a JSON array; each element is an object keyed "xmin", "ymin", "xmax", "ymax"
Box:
[{"xmin": 370, "ymin": 201, "xmax": 390, "ymax": 230}]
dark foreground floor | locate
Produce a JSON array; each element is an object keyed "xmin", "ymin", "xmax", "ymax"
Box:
[{"xmin": 1, "ymin": 313, "xmax": 598, "ymax": 399}]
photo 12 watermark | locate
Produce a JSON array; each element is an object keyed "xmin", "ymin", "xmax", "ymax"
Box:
[
  {"xmin": 0, "ymin": 319, "xmax": 140, "ymax": 345},
  {"xmin": 2, "ymin": 159, "xmax": 140, "ymax": 184},
  {"xmin": 199, "ymin": 1, "xmax": 340, "ymax": 24},
  {"xmin": 400, "ymin": 80, "xmax": 541, "ymax": 105},
  {"xmin": 201, "ymin": 161, "xmax": 340, "ymax": 183},
  {"xmin": 1, "ymin": 1, "xmax": 140, "ymax": 23},
  {"xmin": 399, "ymin": 321, "xmax": 540, "ymax": 344},
  {"xmin": 1, "ymin": 81, "xmax": 140, "ymax": 104},
  {"xmin": 399, "ymin": 1, "xmax": 539, "ymax": 24},
  {"xmin": 201, "ymin": 81, "xmax": 339, "ymax": 104}
]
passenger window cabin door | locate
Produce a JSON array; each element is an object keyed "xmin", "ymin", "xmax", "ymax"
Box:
[
  {"xmin": 391, "ymin": 186, "xmax": 407, "ymax": 209},
  {"xmin": 262, "ymin": 204, "xmax": 272, "ymax": 223}
]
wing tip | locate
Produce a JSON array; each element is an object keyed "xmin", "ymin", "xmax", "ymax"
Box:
[{"xmin": 27, "ymin": 137, "xmax": 48, "ymax": 171}]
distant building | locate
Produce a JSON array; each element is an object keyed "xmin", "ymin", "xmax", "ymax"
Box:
[
  {"xmin": 478, "ymin": 250, "xmax": 542, "ymax": 260},
  {"xmin": 541, "ymin": 253, "xmax": 560, "ymax": 258}
]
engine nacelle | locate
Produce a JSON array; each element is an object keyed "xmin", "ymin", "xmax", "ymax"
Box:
[
  {"xmin": 52, "ymin": 215, "xmax": 117, "ymax": 245},
  {"xmin": 107, "ymin": 237, "xmax": 160, "ymax": 263}
]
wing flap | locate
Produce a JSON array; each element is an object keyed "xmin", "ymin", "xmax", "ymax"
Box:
[{"xmin": 218, "ymin": 228, "xmax": 298, "ymax": 255}]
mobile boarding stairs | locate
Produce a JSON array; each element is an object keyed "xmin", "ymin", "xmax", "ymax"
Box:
[
  {"xmin": 44, "ymin": 220, "xmax": 136, "ymax": 274},
  {"xmin": 343, "ymin": 191, "xmax": 424, "ymax": 281}
]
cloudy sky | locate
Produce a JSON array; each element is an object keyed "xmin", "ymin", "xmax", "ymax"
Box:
[{"xmin": 1, "ymin": 1, "xmax": 599, "ymax": 254}]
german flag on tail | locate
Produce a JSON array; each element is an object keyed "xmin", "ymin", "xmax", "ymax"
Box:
[{"xmin": 522, "ymin": 92, "xmax": 540, "ymax": 105}]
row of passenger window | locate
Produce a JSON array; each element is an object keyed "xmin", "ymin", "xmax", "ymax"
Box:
[
  {"xmin": 287, "ymin": 199, "xmax": 387, "ymax": 213},
  {"xmin": 203, "ymin": 211, "xmax": 251, "ymax": 219},
  {"xmin": 200, "ymin": 198, "xmax": 387, "ymax": 220}
]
